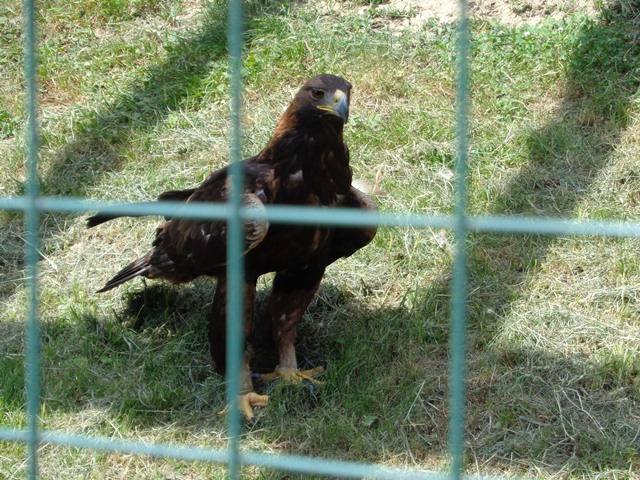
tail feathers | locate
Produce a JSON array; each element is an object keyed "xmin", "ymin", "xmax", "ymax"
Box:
[
  {"xmin": 97, "ymin": 252, "xmax": 153, "ymax": 293},
  {"xmin": 87, "ymin": 213, "xmax": 122, "ymax": 228},
  {"xmin": 87, "ymin": 189, "xmax": 195, "ymax": 228},
  {"xmin": 86, "ymin": 202, "xmax": 160, "ymax": 228}
]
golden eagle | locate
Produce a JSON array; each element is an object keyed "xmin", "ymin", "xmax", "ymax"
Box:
[{"xmin": 88, "ymin": 74, "xmax": 377, "ymax": 420}]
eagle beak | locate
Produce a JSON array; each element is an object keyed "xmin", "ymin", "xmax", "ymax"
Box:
[{"xmin": 318, "ymin": 89, "xmax": 349, "ymax": 123}]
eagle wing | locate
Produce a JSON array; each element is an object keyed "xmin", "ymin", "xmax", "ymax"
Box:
[{"xmin": 96, "ymin": 162, "xmax": 271, "ymax": 292}]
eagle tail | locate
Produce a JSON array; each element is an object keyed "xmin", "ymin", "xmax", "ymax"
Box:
[
  {"xmin": 87, "ymin": 188, "xmax": 196, "ymax": 228},
  {"xmin": 87, "ymin": 213, "xmax": 123, "ymax": 228},
  {"xmin": 97, "ymin": 252, "xmax": 153, "ymax": 293},
  {"xmin": 86, "ymin": 204, "xmax": 157, "ymax": 229}
]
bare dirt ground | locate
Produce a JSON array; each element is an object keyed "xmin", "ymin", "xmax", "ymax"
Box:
[{"xmin": 328, "ymin": 0, "xmax": 600, "ymax": 29}]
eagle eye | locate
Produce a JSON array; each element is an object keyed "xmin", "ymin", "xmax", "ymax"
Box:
[{"xmin": 311, "ymin": 89, "xmax": 325, "ymax": 100}]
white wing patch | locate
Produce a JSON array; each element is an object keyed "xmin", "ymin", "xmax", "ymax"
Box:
[
  {"xmin": 200, "ymin": 226, "xmax": 211, "ymax": 241},
  {"xmin": 288, "ymin": 170, "xmax": 304, "ymax": 183}
]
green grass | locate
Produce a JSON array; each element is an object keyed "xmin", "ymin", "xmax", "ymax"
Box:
[{"xmin": 2, "ymin": 0, "xmax": 640, "ymax": 478}]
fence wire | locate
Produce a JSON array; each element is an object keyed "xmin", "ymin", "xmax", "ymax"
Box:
[
  {"xmin": 3, "ymin": 0, "xmax": 640, "ymax": 479},
  {"xmin": 21, "ymin": 0, "xmax": 42, "ymax": 478}
]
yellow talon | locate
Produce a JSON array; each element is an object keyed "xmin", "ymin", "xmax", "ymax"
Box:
[
  {"xmin": 240, "ymin": 392, "xmax": 269, "ymax": 421},
  {"xmin": 219, "ymin": 392, "xmax": 270, "ymax": 422},
  {"xmin": 260, "ymin": 365, "xmax": 325, "ymax": 383}
]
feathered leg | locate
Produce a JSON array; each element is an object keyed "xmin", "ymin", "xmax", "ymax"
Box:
[
  {"xmin": 260, "ymin": 188, "xmax": 376, "ymax": 384},
  {"xmin": 260, "ymin": 264, "xmax": 326, "ymax": 383},
  {"xmin": 209, "ymin": 275, "xmax": 268, "ymax": 421}
]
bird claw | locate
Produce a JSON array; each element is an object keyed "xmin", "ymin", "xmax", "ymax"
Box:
[
  {"xmin": 260, "ymin": 366, "xmax": 325, "ymax": 385},
  {"xmin": 218, "ymin": 391, "xmax": 269, "ymax": 422}
]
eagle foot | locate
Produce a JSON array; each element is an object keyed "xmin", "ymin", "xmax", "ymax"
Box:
[
  {"xmin": 260, "ymin": 365, "xmax": 325, "ymax": 384},
  {"xmin": 219, "ymin": 392, "xmax": 270, "ymax": 423}
]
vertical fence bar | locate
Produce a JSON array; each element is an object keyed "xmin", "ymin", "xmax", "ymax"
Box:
[
  {"xmin": 449, "ymin": 0, "xmax": 470, "ymax": 478},
  {"xmin": 22, "ymin": 0, "xmax": 41, "ymax": 478},
  {"xmin": 226, "ymin": 0, "xmax": 244, "ymax": 478}
]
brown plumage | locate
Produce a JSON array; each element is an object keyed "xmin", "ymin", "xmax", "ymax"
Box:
[{"xmin": 88, "ymin": 74, "xmax": 377, "ymax": 420}]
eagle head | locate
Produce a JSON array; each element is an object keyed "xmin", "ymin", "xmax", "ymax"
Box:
[
  {"xmin": 293, "ymin": 74, "xmax": 352, "ymax": 125},
  {"xmin": 263, "ymin": 74, "xmax": 355, "ymax": 202}
]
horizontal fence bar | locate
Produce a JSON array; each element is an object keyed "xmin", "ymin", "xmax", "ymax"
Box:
[
  {"xmin": 467, "ymin": 215, "xmax": 640, "ymax": 237},
  {"xmin": 0, "ymin": 428, "xmax": 502, "ymax": 480},
  {"xmin": 2, "ymin": 196, "xmax": 640, "ymax": 237}
]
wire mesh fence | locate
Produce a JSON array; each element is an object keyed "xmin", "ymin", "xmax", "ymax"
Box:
[{"xmin": 2, "ymin": 0, "xmax": 639, "ymax": 479}]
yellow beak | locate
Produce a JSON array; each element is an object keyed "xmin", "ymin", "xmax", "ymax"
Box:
[{"xmin": 317, "ymin": 89, "xmax": 349, "ymax": 122}]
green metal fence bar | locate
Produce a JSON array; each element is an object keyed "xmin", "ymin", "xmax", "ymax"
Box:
[
  {"xmin": 6, "ymin": 196, "xmax": 640, "ymax": 238},
  {"xmin": 225, "ymin": 0, "xmax": 244, "ymax": 478},
  {"xmin": 22, "ymin": 0, "xmax": 41, "ymax": 477},
  {"xmin": 449, "ymin": 0, "xmax": 470, "ymax": 477},
  {"xmin": 1, "ymin": 427, "xmax": 502, "ymax": 480}
]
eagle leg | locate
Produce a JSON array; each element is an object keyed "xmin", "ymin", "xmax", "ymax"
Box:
[
  {"xmin": 210, "ymin": 276, "xmax": 269, "ymax": 421},
  {"xmin": 260, "ymin": 265, "xmax": 325, "ymax": 384}
]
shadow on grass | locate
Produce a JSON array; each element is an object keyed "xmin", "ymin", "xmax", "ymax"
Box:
[
  {"xmin": 1, "ymin": 279, "xmax": 637, "ymax": 474},
  {"xmin": 41, "ymin": 0, "xmax": 286, "ymax": 198},
  {"xmin": 453, "ymin": 1, "xmax": 640, "ymax": 329},
  {"xmin": 416, "ymin": 1, "xmax": 640, "ymax": 474},
  {"xmin": 1, "ymin": 281, "xmax": 216, "ymax": 429},
  {"xmin": 40, "ymin": 6, "xmax": 226, "ymax": 198},
  {"xmin": 0, "ymin": 0, "xmax": 282, "ymax": 300},
  {"xmin": 0, "ymin": 281, "xmax": 373, "ymax": 430}
]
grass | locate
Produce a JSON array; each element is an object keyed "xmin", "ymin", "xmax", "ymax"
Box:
[{"xmin": 2, "ymin": 0, "xmax": 640, "ymax": 478}]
